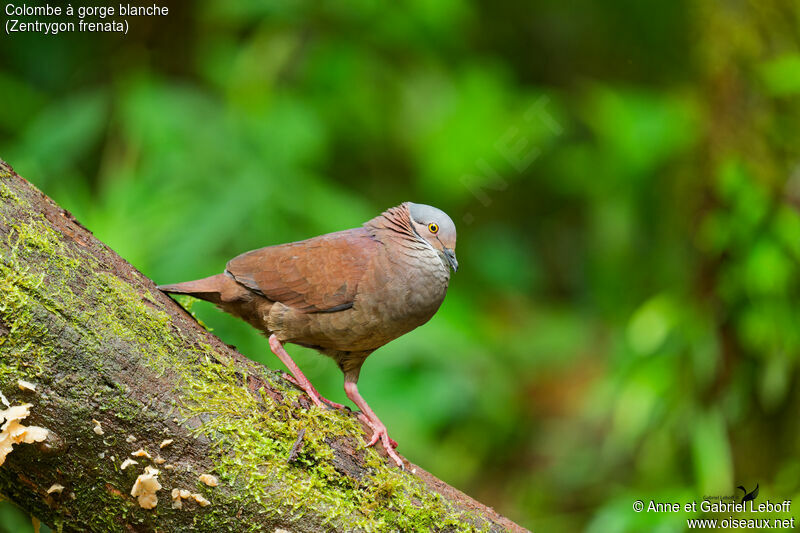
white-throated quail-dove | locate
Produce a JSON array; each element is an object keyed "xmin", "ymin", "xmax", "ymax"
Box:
[{"xmin": 159, "ymin": 202, "xmax": 458, "ymax": 468}]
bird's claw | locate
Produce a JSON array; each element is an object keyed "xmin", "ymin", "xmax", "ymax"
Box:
[
  {"xmin": 321, "ymin": 397, "xmax": 347, "ymax": 410},
  {"xmin": 358, "ymin": 412, "xmax": 399, "ymax": 448},
  {"xmin": 281, "ymin": 372, "xmax": 301, "ymax": 387},
  {"xmin": 362, "ymin": 422, "xmax": 403, "ymax": 468}
]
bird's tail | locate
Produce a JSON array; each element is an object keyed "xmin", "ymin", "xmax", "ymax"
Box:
[{"xmin": 158, "ymin": 273, "xmax": 243, "ymax": 305}]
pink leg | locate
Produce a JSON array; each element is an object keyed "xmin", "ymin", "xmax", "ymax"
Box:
[
  {"xmin": 268, "ymin": 335, "xmax": 345, "ymax": 409},
  {"xmin": 282, "ymin": 372, "xmax": 346, "ymax": 410},
  {"xmin": 344, "ymin": 381, "xmax": 403, "ymax": 468}
]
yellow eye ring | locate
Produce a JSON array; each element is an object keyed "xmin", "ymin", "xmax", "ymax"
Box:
[{"xmin": 428, "ymin": 223, "xmax": 439, "ymax": 234}]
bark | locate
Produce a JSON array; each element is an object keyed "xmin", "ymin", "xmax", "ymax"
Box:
[{"xmin": 0, "ymin": 161, "xmax": 527, "ymax": 533}]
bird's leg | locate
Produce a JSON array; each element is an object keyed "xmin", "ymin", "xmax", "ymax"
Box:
[
  {"xmin": 343, "ymin": 380, "xmax": 403, "ymax": 468},
  {"xmin": 268, "ymin": 335, "xmax": 345, "ymax": 409},
  {"xmin": 281, "ymin": 372, "xmax": 346, "ymax": 410}
]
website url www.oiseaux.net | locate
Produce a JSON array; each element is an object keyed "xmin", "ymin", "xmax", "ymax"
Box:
[{"xmin": 688, "ymin": 517, "xmax": 796, "ymax": 529}]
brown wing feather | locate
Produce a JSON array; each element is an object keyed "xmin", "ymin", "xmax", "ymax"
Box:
[{"xmin": 225, "ymin": 228, "xmax": 379, "ymax": 313}]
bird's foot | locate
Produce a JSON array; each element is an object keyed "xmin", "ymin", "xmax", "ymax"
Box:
[
  {"xmin": 357, "ymin": 412, "xmax": 398, "ymax": 448},
  {"xmin": 321, "ymin": 396, "xmax": 348, "ymax": 410},
  {"xmin": 343, "ymin": 380, "xmax": 404, "ymax": 468},
  {"xmin": 281, "ymin": 372, "xmax": 346, "ymax": 410},
  {"xmin": 362, "ymin": 421, "xmax": 403, "ymax": 469},
  {"xmin": 283, "ymin": 375, "xmax": 326, "ymax": 408}
]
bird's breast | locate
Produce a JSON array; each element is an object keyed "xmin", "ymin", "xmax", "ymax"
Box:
[{"xmin": 353, "ymin": 243, "xmax": 450, "ymax": 337}]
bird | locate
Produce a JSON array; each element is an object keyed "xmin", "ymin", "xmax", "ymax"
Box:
[
  {"xmin": 737, "ymin": 484, "xmax": 759, "ymax": 504},
  {"xmin": 158, "ymin": 202, "xmax": 458, "ymax": 468}
]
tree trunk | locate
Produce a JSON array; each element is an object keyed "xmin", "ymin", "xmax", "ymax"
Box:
[{"xmin": 0, "ymin": 160, "xmax": 527, "ymax": 532}]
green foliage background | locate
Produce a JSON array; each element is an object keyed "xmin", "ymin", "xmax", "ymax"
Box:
[{"xmin": 2, "ymin": 1, "xmax": 800, "ymax": 531}]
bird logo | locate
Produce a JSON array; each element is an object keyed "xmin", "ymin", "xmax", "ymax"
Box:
[{"xmin": 737, "ymin": 484, "xmax": 759, "ymax": 504}]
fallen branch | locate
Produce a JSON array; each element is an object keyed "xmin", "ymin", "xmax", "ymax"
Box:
[{"xmin": 0, "ymin": 160, "xmax": 527, "ymax": 532}]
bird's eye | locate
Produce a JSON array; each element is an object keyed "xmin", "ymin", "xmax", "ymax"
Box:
[{"xmin": 428, "ymin": 223, "xmax": 439, "ymax": 234}]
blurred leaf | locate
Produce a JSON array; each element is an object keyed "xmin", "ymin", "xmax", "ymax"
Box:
[
  {"xmin": 627, "ymin": 294, "xmax": 676, "ymax": 356},
  {"xmin": 691, "ymin": 409, "xmax": 733, "ymax": 496},
  {"xmin": 772, "ymin": 205, "xmax": 800, "ymax": 262},
  {"xmin": 467, "ymin": 224, "xmax": 539, "ymax": 294},
  {"xmin": 0, "ymin": 502, "xmax": 37, "ymax": 533},
  {"xmin": 401, "ymin": 67, "xmax": 558, "ymax": 199},
  {"xmin": 583, "ymin": 86, "xmax": 700, "ymax": 178},
  {"xmin": 760, "ymin": 53, "xmax": 800, "ymax": 96},
  {"xmin": 743, "ymin": 238, "xmax": 793, "ymax": 296},
  {"xmin": 0, "ymin": 72, "xmax": 46, "ymax": 131},
  {"xmin": 759, "ymin": 354, "xmax": 790, "ymax": 411},
  {"xmin": 6, "ymin": 89, "xmax": 108, "ymax": 182},
  {"xmin": 609, "ymin": 357, "xmax": 673, "ymax": 449}
]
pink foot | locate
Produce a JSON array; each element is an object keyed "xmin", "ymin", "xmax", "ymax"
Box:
[
  {"xmin": 357, "ymin": 412, "xmax": 398, "ymax": 448},
  {"xmin": 344, "ymin": 381, "xmax": 404, "ymax": 468},
  {"xmin": 268, "ymin": 335, "xmax": 402, "ymax": 468},
  {"xmin": 282, "ymin": 372, "xmax": 346, "ymax": 410}
]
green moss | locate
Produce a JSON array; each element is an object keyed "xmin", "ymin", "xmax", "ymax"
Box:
[
  {"xmin": 98, "ymin": 381, "xmax": 143, "ymax": 422},
  {"xmin": 0, "ymin": 182, "xmax": 20, "ymax": 204},
  {"xmin": 0, "ymin": 197, "xmax": 489, "ymax": 531},
  {"xmin": 0, "ymin": 239, "xmax": 51, "ymax": 381},
  {"xmin": 173, "ymin": 345, "xmax": 477, "ymax": 531},
  {"xmin": 70, "ymin": 476, "xmax": 133, "ymax": 531}
]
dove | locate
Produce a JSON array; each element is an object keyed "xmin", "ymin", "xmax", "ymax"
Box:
[{"xmin": 159, "ymin": 202, "xmax": 458, "ymax": 468}]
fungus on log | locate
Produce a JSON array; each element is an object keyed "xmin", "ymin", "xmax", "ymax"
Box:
[{"xmin": 0, "ymin": 160, "xmax": 527, "ymax": 532}]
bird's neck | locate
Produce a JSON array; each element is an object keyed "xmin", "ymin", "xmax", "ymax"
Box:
[
  {"xmin": 363, "ymin": 203, "xmax": 417, "ymax": 242},
  {"xmin": 365, "ymin": 205, "xmax": 451, "ymax": 277}
]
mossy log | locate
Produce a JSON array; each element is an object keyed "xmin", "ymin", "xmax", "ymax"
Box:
[{"xmin": 0, "ymin": 161, "xmax": 527, "ymax": 532}]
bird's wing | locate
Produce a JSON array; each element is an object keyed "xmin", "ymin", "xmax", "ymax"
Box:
[{"xmin": 225, "ymin": 228, "xmax": 379, "ymax": 313}]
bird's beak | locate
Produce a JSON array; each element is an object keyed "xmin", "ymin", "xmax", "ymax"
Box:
[{"xmin": 443, "ymin": 248, "xmax": 458, "ymax": 272}]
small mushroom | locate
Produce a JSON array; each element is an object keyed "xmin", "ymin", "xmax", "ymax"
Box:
[
  {"xmin": 17, "ymin": 380, "xmax": 36, "ymax": 392},
  {"xmin": 131, "ymin": 448, "xmax": 152, "ymax": 460},
  {"xmin": 198, "ymin": 474, "xmax": 218, "ymax": 487},
  {"xmin": 46, "ymin": 483, "xmax": 64, "ymax": 494},
  {"xmin": 130, "ymin": 466, "xmax": 161, "ymax": 509},
  {"xmin": 192, "ymin": 493, "xmax": 211, "ymax": 507},
  {"xmin": 0, "ymin": 403, "xmax": 49, "ymax": 466}
]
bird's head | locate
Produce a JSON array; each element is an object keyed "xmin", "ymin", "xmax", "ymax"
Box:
[{"xmin": 407, "ymin": 202, "xmax": 458, "ymax": 272}]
